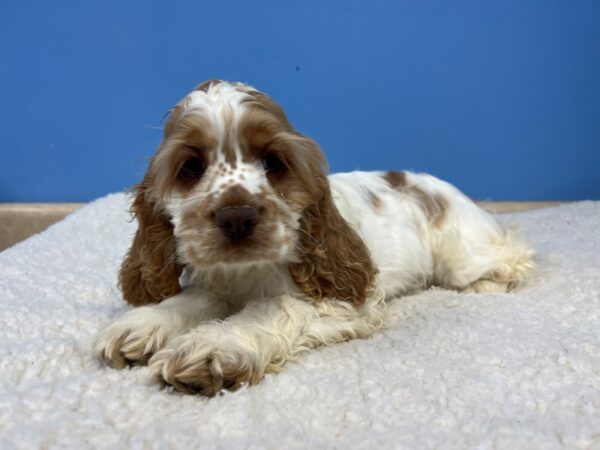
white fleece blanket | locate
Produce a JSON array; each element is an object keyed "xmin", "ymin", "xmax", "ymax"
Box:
[{"xmin": 1, "ymin": 195, "xmax": 599, "ymax": 449}]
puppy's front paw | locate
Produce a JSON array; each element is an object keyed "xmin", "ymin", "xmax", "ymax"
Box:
[
  {"xmin": 95, "ymin": 307, "xmax": 180, "ymax": 369},
  {"xmin": 148, "ymin": 332, "xmax": 262, "ymax": 396}
]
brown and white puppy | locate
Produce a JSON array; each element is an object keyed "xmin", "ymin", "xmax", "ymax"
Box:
[{"xmin": 96, "ymin": 80, "xmax": 533, "ymax": 396}]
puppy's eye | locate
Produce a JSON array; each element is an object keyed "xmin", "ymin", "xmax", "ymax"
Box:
[
  {"xmin": 263, "ymin": 153, "xmax": 285, "ymax": 174},
  {"xmin": 179, "ymin": 157, "xmax": 205, "ymax": 181}
]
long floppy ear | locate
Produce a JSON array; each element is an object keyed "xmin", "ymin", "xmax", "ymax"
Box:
[
  {"xmin": 288, "ymin": 152, "xmax": 377, "ymax": 305},
  {"xmin": 118, "ymin": 178, "xmax": 183, "ymax": 306}
]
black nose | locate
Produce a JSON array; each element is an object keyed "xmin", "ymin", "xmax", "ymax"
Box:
[{"xmin": 214, "ymin": 206, "xmax": 260, "ymax": 240}]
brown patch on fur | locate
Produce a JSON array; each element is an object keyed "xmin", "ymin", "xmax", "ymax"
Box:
[
  {"xmin": 237, "ymin": 107, "xmax": 292, "ymax": 164},
  {"xmin": 409, "ymin": 186, "xmax": 448, "ymax": 227},
  {"xmin": 383, "ymin": 171, "xmax": 448, "ymax": 228},
  {"xmin": 383, "ymin": 171, "xmax": 407, "ymax": 189},
  {"xmin": 152, "ymin": 116, "xmax": 219, "ymax": 195},
  {"xmin": 119, "ymin": 176, "xmax": 183, "ymax": 306},
  {"xmin": 243, "ymin": 90, "xmax": 293, "ymax": 128},
  {"xmin": 366, "ymin": 189, "xmax": 382, "ymax": 210}
]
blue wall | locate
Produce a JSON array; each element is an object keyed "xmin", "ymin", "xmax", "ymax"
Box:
[{"xmin": 1, "ymin": 1, "xmax": 599, "ymax": 201}]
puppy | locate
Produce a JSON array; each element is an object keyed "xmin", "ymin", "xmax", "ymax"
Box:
[{"xmin": 96, "ymin": 80, "xmax": 533, "ymax": 396}]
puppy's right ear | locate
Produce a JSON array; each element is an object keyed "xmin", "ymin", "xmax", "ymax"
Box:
[{"xmin": 119, "ymin": 177, "xmax": 183, "ymax": 306}]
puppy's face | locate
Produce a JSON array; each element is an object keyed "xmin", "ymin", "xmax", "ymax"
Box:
[
  {"xmin": 146, "ymin": 81, "xmax": 326, "ymax": 269},
  {"xmin": 120, "ymin": 80, "xmax": 376, "ymax": 306}
]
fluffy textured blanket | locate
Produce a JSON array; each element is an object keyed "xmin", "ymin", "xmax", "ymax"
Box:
[{"xmin": 1, "ymin": 195, "xmax": 599, "ymax": 449}]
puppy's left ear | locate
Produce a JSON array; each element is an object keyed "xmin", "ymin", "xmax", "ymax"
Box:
[{"xmin": 288, "ymin": 141, "xmax": 377, "ymax": 305}]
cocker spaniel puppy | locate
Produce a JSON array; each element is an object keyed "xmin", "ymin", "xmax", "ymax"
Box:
[{"xmin": 96, "ymin": 80, "xmax": 533, "ymax": 396}]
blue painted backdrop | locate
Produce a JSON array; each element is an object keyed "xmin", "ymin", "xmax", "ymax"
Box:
[{"xmin": 1, "ymin": 1, "xmax": 599, "ymax": 201}]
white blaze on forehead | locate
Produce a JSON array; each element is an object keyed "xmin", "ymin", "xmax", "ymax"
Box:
[
  {"xmin": 182, "ymin": 86, "xmax": 249, "ymax": 150},
  {"xmin": 182, "ymin": 83, "xmax": 255, "ymax": 163},
  {"xmin": 182, "ymin": 82, "xmax": 253, "ymax": 117},
  {"xmin": 179, "ymin": 82, "xmax": 268, "ymax": 196}
]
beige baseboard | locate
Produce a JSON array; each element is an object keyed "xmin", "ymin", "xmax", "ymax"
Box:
[
  {"xmin": 0, "ymin": 201, "xmax": 567, "ymax": 252},
  {"xmin": 0, "ymin": 203, "xmax": 83, "ymax": 252},
  {"xmin": 476, "ymin": 201, "xmax": 565, "ymax": 214}
]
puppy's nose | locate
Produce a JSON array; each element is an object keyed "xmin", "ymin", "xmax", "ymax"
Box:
[{"xmin": 214, "ymin": 206, "xmax": 260, "ymax": 240}]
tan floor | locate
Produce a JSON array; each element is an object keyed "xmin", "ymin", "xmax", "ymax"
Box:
[
  {"xmin": 0, "ymin": 203, "xmax": 83, "ymax": 252},
  {"xmin": 0, "ymin": 201, "xmax": 567, "ymax": 252}
]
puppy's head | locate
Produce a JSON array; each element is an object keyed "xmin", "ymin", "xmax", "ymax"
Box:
[{"xmin": 120, "ymin": 80, "xmax": 376, "ymax": 306}]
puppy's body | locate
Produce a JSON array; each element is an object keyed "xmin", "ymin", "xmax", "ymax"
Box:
[
  {"xmin": 96, "ymin": 81, "xmax": 532, "ymax": 396},
  {"xmin": 331, "ymin": 171, "xmax": 532, "ymax": 296}
]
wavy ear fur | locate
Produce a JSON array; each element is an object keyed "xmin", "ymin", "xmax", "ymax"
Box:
[
  {"xmin": 119, "ymin": 179, "xmax": 183, "ymax": 306},
  {"xmin": 289, "ymin": 176, "xmax": 377, "ymax": 305}
]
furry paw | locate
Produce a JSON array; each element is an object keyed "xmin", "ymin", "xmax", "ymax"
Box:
[
  {"xmin": 148, "ymin": 331, "xmax": 262, "ymax": 396},
  {"xmin": 95, "ymin": 307, "xmax": 181, "ymax": 369}
]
